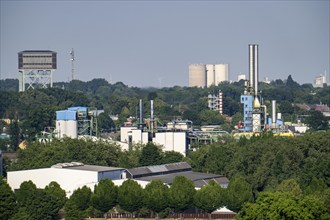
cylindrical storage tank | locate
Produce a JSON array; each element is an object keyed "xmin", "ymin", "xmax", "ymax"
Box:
[
  {"xmin": 66, "ymin": 120, "xmax": 78, "ymax": 138},
  {"xmin": 272, "ymin": 100, "xmax": 277, "ymax": 124},
  {"xmin": 56, "ymin": 120, "xmax": 67, "ymax": 138},
  {"xmin": 214, "ymin": 64, "xmax": 229, "ymax": 85},
  {"xmin": 189, "ymin": 64, "xmax": 206, "ymax": 87},
  {"xmin": 206, "ymin": 64, "xmax": 215, "ymax": 87}
]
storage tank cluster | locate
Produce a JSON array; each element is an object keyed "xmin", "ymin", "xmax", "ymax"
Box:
[{"xmin": 189, "ymin": 63, "xmax": 229, "ymax": 88}]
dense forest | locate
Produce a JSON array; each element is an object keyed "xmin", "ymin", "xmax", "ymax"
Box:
[{"xmin": 1, "ymin": 77, "xmax": 329, "ymax": 219}]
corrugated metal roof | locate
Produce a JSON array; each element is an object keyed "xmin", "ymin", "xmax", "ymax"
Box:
[
  {"xmin": 127, "ymin": 162, "xmax": 191, "ymax": 177},
  {"xmin": 165, "ymin": 162, "xmax": 191, "ymax": 171},
  {"xmin": 134, "ymin": 171, "xmax": 229, "ymax": 188},
  {"xmin": 148, "ymin": 165, "xmax": 168, "ymax": 173}
]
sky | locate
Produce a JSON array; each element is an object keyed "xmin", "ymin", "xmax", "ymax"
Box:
[{"xmin": 0, "ymin": 0, "xmax": 329, "ymax": 88}]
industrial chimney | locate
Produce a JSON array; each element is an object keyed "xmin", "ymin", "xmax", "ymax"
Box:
[{"xmin": 249, "ymin": 44, "xmax": 259, "ymax": 95}]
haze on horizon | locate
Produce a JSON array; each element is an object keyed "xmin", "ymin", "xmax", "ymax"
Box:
[{"xmin": 1, "ymin": 1, "xmax": 329, "ymax": 88}]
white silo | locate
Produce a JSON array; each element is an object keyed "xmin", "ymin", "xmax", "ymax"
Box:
[
  {"xmin": 189, "ymin": 64, "xmax": 206, "ymax": 87},
  {"xmin": 206, "ymin": 64, "xmax": 215, "ymax": 87},
  {"xmin": 66, "ymin": 120, "xmax": 78, "ymax": 138},
  {"xmin": 214, "ymin": 64, "xmax": 229, "ymax": 85},
  {"xmin": 56, "ymin": 120, "xmax": 67, "ymax": 139}
]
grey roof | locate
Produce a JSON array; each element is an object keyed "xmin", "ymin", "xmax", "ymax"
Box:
[
  {"xmin": 19, "ymin": 50, "xmax": 56, "ymax": 53},
  {"xmin": 51, "ymin": 162, "xmax": 125, "ymax": 172},
  {"xmin": 127, "ymin": 162, "xmax": 192, "ymax": 177},
  {"xmin": 58, "ymin": 165, "xmax": 125, "ymax": 172},
  {"xmin": 134, "ymin": 171, "xmax": 229, "ymax": 187}
]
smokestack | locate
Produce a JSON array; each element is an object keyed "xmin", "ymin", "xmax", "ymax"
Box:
[
  {"xmin": 139, "ymin": 99, "xmax": 143, "ymax": 126},
  {"xmin": 272, "ymin": 100, "xmax": 277, "ymax": 128},
  {"xmin": 150, "ymin": 100, "xmax": 154, "ymax": 133},
  {"xmin": 249, "ymin": 44, "xmax": 259, "ymax": 95}
]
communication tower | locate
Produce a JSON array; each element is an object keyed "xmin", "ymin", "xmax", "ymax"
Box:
[
  {"xmin": 18, "ymin": 50, "xmax": 57, "ymax": 92},
  {"xmin": 70, "ymin": 48, "xmax": 75, "ymax": 81}
]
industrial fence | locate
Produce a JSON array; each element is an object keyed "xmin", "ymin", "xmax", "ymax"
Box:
[{"xmin": 106, "ymin": 213, "xmax": 236, "ymax": 219}]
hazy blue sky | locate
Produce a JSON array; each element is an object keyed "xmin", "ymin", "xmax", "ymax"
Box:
[{"xmin": 1, "ymin": 0, "xmax": 329, "ymax": 87}]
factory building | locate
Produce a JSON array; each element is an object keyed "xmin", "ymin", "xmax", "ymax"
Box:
[
  {"xmin": 238, "ymin": 44, "xmax": 291, "ymax": 135},
  {"xmin": 18, "ymin": 50, "xmax": 57, "ymax": 92},
  {"xmin": 7, "ymin": 162, "xmax": 126, "ymax": 197},
  {"xmin": 189, "ymin": 63, "xmax": 229, "ymax": 87},
  {"xmin": 55, "ymin": 106, "xmax": 98, "ymax": 139},
  {"xmin": 7, "ymin": 162, "xmax": 230, "ymax": 198},
  {"xmin": 124, "ymin": 162, "xmax": 229, "ymax": 189}
]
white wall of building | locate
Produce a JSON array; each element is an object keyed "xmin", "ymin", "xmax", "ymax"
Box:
[
  {"xmin": 131, "ymin": 129, "xmax": 148, "ymax": 145},
  {"xmin": 153, "ymin": 132, "xmax": 186, "ymax": 156},
  {"xmin": 7, "ymin": 168, "xmax": 98, "ymax": 197},
  {"xmin": 120, "ymin": 126, "xmax": 137, "ymax": 142}
]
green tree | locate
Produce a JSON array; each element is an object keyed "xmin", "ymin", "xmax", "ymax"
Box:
[
  {"xmin": 64, "ymin": 199, "xmax": 84, "ymax": 220},
  {"xmin": 304, "ymin": 110, "xmax": 329, "ymax": 130},
  {"xmin": 118, "ymin": 179, "xmax": 144, "ymax": 214},
  {"xmin": 276, "ymin": 179, "xmax": 302, "ymax": 196},
  {"xmin": 44, "ymin": 181, "xmax": 67, "ymax": 217},
  {"xmin": 91, "ymin": 179, "xmax": 118, "ymax": 215},
  {"xmin": 16, "ymin": 181, "xmax": 60, "ymax": 220},
  {"xmin": 0, "ymin": 177, "xmax": 17, "ymax": 220},
  {"xmin": 9, "ymin": 207, "xmax": 33, "ymax": 220},
  {"xmin": 69, "ymin": 186, "xmax": 92, "ymax": 211},
  {"xmin": 144, "ymin": 180, "xmax": 169, "ymax": 219},
  {"xmin": 194, "ymin": 181, "xmax": 225, "ymax": 218},
  {"xmin": 168, "ymin": 176, "xmax": 196, "ymax": 214},
  {"xmin": 161, "ymin": 151, "xmax": 184, "ymax": 164},
  {"xmin": 237, "ymin": 191, "xmax": 328, "ymax": 220},
  {"xmin": 98, "ymin": 112, "xmax": 115, "ymax": 133},
  {"xmin": 139, "ymin": 143, "xmax": 162, "ymax": 166},
  {"xmin": 225, "ymin": 175, "xmax": 253, "ymax": 212}
]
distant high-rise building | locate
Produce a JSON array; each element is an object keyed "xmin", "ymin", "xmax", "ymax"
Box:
[
  {"xmin": 313, "ymin": 73, "xmax": 326, "ymax": 87},
  {"xmin": 189, "ymin": 63, "xmax": 229, "ymax": 87},
  {"xmin": 237, "ymin": 73, "xmax": 246, "ymax": 81}
]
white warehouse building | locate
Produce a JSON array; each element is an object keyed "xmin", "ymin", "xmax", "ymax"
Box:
[{"xmin": 7, "ymin": 163, "xmax": 126, "ymax": 197}]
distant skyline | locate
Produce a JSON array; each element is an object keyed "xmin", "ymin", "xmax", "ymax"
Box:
[{"xmin": 1, "ymin": 1, "xmax": 329, "ymax": 87}]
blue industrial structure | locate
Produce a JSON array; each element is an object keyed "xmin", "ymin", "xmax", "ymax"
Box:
[{"xmin": 240, "ymin": 95, "xmax": 253, "ymax": 132}]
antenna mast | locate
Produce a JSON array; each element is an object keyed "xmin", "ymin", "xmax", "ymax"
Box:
[{"xmin": 70, "ymin": 48, "xmax": 75, "ymax": 81}]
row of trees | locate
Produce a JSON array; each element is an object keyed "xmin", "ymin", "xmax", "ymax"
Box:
[
  {"xmin": 1, "ymin": 175, "xmax": 252, "ymax": 220},
  {"xmin": 0, "ymin": 179, "xmax": 66, "ymax": 220},
  {"xmin": 2, "ymin": 175, "xmax": 328, "ymax": 220}
]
